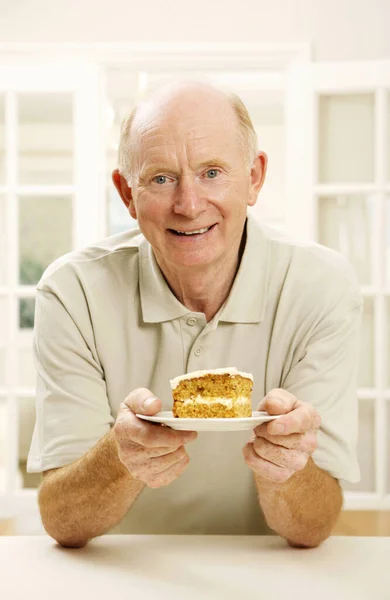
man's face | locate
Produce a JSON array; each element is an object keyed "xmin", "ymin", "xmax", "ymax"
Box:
[{"xmin": 123, "ymin": 94, "xmax": 266, "ymax": 271}]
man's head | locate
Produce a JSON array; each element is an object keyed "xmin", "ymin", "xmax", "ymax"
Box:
[{"xmin": 112, "ymin": 81, "xmax": 267, "ymax": 272}]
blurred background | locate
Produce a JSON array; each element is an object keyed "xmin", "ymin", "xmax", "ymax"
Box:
[{"xmin": 0, "ymin": 0, "xmax": 389, "ymax": 537}]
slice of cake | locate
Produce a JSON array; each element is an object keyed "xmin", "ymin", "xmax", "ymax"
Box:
[{"xmin": 170, "ymin": 367, "xmax": 253, "ymax": 418}]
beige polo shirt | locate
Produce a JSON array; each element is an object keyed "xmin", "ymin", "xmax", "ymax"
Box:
[{"xmin": 28, "ymin": 215, "xmax": 363, "ymax": 535}]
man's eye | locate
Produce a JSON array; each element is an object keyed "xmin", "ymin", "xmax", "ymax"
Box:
[
  {"xmin": 206, "ymin": 169, "xmax": 219, "ymax": 179},
  {"xmin": 152, "ymin": 175, "xmax": 168, "ymax": 184}
]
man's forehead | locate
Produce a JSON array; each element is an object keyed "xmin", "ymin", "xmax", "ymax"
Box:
[
  {"xmin": 135, "ymin": 115, "xmax": 240, "ymax": 157},
  {"xmin": 136, "ymin": 130, "xmax": 239, "ymax": 168}
]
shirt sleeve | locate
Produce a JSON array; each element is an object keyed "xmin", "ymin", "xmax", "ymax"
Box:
[
  {"xmin": 281, "ymin": 288, "xmax": 363, "ymax": 483},
  {"xmin": 27, "ymin": 284, "xmax": 114, "ymax": 473}
]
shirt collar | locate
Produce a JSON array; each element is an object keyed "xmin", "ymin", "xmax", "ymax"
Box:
[{"xmin": 138, "ymin": 214, "xmax": 269, "ymax": 324}]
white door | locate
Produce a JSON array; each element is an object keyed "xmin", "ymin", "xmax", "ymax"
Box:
[
  {"xmin": 285, "ymin": 59, "xmax": 390, "ymax": 509},
  {"xmin": 0, "ymin": 64, "xmax": 104, "ymax": 522}
]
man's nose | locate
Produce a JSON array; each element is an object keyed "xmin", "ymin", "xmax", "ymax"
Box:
[{"xmin": 172, "ymin": 176, "xmax": 207, "ymax": 218}]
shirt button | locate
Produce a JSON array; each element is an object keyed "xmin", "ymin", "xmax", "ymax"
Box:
[
  {"xmin": 194, "ymin": 347, "xmax": 203, "ymax": 357},
  {"xmin": 187, "ymin": 317, "xmax": 197, "ymax": 326}
]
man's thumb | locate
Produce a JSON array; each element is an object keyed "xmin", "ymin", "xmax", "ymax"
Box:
[{"xmin": 125, "ymin": 388, "xmax": 162, "ymax": 415}]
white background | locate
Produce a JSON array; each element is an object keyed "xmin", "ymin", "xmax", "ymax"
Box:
[{"xmin": 0, "ymin": 0, "xmax": 388, "ymax": 62}]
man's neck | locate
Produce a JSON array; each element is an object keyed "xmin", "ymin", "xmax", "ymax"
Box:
[{"xmin": 155, "ymin": 229, "xmax": 246, "ymax": 323}]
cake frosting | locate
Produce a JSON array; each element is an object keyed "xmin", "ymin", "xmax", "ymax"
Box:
[{"xmin": 170, "ymin": 367, "xmax": 253, "ymax": 390}]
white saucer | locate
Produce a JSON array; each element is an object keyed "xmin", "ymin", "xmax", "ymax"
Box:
[{"xmin": 136, "ymin": 410, "xmax": 281, "ymax": 432}]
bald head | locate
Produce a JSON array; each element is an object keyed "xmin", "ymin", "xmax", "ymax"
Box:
[{"xmin": 117, "ymin": 82, "xmax": 258, "ymax": 185}]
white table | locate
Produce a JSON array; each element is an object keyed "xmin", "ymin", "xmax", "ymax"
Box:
[{"xmin": 0, "ymin": 535, "xmax": 388, "ymax": 600}]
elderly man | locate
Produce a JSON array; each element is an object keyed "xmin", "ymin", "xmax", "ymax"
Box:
[{"xmin": 28, "ymin": 82, "xmax": 362, "ymax": 549}]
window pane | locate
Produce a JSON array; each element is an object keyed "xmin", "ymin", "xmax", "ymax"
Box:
[
  {"xmin": 19, "ymin": 298, "xmax": 35, "ymax": 330},
  {"xmin": 0, "ymin": 196, "xmax": 6, "ymax": 285},
  {"xmin": 342, "ymin": 400, "xmax": 375, "ymax": 492},
  {"xmin": 0, "ymin": 95, "xmax": 5, "ymax": 184},
  {"xmin": 319, "ymin": 94, "xmax": 375, "ymax": 184},
  {"xmin": 0, "ymin": 401, "xmax": 7, "ymax": 493},
  {"xmin": 19, "ymin": 195, "xmax": 72, "ymax": 285},
  {"xmin": 359, "ymin": 297, "xmax": 375, "ymax": 388},
  {"xmin": 18, "ymin": 93, "xmax": 73, "ymax": 185},
  {"xmin": 318, "ymin": 194, "xmax": 375, "ymax": 286}
]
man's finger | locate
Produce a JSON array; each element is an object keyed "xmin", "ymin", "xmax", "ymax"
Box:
[
  {"xmin": 252, "ymin": 437, "xmax": 309, "ymax": 471},
  {"xmin": 257, "ymin": 388, "xmax": 298, "ymax": 415},
  {"xmin": 254, "ymin": 427, "xmax": 318, "ymax": 453},
  {"xmin": 124, "ymin": 387, "xmax": 162, "ymax": 416},
  {"xmin": 242, "ymin": 443, "xmax": 294, "ymax": 484},
  {"xmin": 130, "ymin": 446, "xmax": 188, "ymax": 477},
  {"xmin": 266, "ymin": 404, "xmax": 321, "ymax": 436},
  {"xmin": 144, "ymin": 454, "xmax": 190, "ymax": 489},
  {"xmin": 125, "ymin": 443, "xmax": 184, "ymax": 463}
]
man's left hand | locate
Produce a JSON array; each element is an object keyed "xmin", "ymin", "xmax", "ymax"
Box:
[{"xmin": 243, "ymin": 389, "xmax": 321, "ymax": 485}]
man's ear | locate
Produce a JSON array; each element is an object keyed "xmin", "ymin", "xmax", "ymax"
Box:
[
  {"xmin": 112, "ymin": 169, "xmax": 137, "ymax": 219},
  {"xmin": 247, "ymin": 152, "xmax": 268, "ymax": 208}
]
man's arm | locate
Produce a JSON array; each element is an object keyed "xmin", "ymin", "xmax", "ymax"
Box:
[
  {"xmin": 255, "ymin": 458, "xmax": 342, "ymax": 548},
  {"xmin": 38, "ymin": 429, "xmax": 144, "ymax": 548},
  {"xmin": 38, "ymin": 389, "xmax": 197, "ymax": 548},
  {"xmin": 243, "ymin": 389, "xmax": 342, "ymax": 548},
  {"xmin": 244, "ymin": 292, "xmax": 362, "ymax": 546}
]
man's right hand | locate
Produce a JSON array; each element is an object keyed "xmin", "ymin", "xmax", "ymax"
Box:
[{"xmin": 113, "ymin": 388, "xmax": 197, "ymax": 489}]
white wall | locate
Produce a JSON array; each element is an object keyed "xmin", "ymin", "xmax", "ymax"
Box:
[{"xmin": 0, "ymin": 0, "xmax": 389, "ymax": 62}]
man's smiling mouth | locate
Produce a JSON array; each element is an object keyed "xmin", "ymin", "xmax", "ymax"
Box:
[{"xmin": 169, "ymin": 224, "xmax": 216, "ymax": 236}]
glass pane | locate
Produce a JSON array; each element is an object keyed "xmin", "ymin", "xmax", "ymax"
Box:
[
  {"xmin": 0, "ymin": 95, "xmax": 4, "ymax": 185},
  {"xmin": 19, "ymin": 195, "xmax": 72, "ymax": 285},
  {"xmin": 17, "ymin": 345, "xmax": 35, "ymax": 388},
  {"xmin": 19, "ymin": 298, "xmax": 35, "ymax": 330},
  {"xmin": 318, "ymin": 194, "xmax": 375, "ymax": 286},
  {"xmin": 0, "ymin": 401, "xmax": 7, "ymax": 493},
  {"xmin": 18, "ymin": 397, "xmax": 40, "ymax": 489},
  {"xmin": 342, "ymin": 400, "xmax": 375, "ymax": 492},
  {"xmin": 319, "ymin": 94, "xmax": 375, "ymax": 184},
  {"xmin": 0, "ymin": 196, "xmax": 6, "ymax": 285},
  {"xmin": 358, "ymin": 297, "xmax": 375, "ymax": 388},
  {"xmin": 18, "ymin": 93, "xmax": 73, "ymax": 185}
]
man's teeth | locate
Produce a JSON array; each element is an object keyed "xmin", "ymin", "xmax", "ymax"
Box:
[{"xmin": 175, "ymin": 226, "xmax": 211, "ymax": 235}]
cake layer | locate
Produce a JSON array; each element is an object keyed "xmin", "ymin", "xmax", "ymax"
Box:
[
  {"xmin": 172, "ymin": 375, "xmax": 253, "ymax": 401},
  {"xmin": 173, "ymin": 398, "xmax": 252, "ymax": 419}
]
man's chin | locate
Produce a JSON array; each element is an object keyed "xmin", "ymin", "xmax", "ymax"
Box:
[{"xmin": 166, "ymin": 251, "xmax": 220, "ymax": 270}]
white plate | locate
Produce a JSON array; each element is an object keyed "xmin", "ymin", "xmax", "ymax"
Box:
[{"xmin": 136, "ymin": 410, "xmax": 281, "ymax": 432}]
